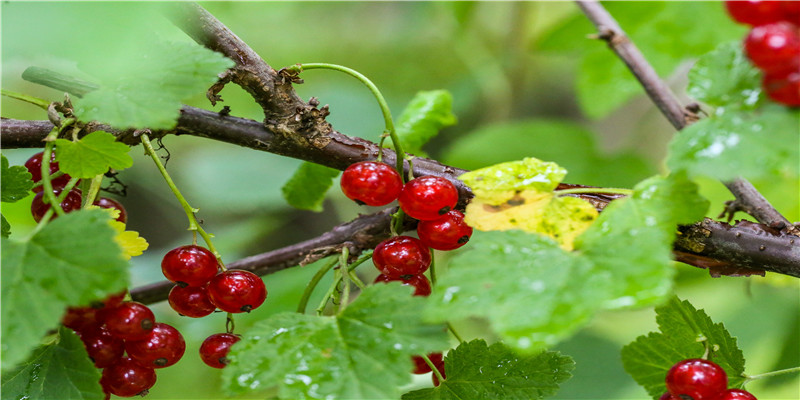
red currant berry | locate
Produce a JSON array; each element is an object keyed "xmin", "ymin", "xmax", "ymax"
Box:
[
  {"xmin": 126, "ymin": 322, "xmax": 186, "ymax": 369},
  {"xmin": 161, "ymin": 245, "xmax": 219, "ymax": 287},
  {"xmin": 432, "ymin": 360, "xmax": 446, "ymax": 386},
  {"xmin": 665, "ymin": 359, "xmax": 728, "ymax": 400},
  {"xmin": 199, "ymin": 333, "xmax": 241, "ymax": 369},
  {"xmin": 31, "ymin": 188, "xmax": 82, "ymax": 222},
  {"xmin": 340, "ymin": 161, "xmax": 403, "ymax": 206},
  {"xmin": 725, "ymin": 0, "xmax": 785, "ymax": 26},
  {"xmin": 782, "ymin": 1, "xmax": 800, "ymax": 24},
  {"xmin": 398, "ymin": 176, "xmax": 459, "ymax": 221},
  {"xmin": 103, "ymin": 301, "xmax": 155, "ymax": 341},
  {"xmin": 659, "ymin": 393, "xmax": 679, "ymax": 400},
  {"xmin": 744, "ymin": 22, "xmax": 800, "ymax": 73},
  {"xmin": 417, "ymin": 210, "xmax": 473, "ymax": 251},
  {"xmin": 168, "ymin": 285, "xmax": 216, "ymax": 317},
  {"xmin": 80, "ymin": 324, "xmax": 125, "ymax": 368},
  {"xmin": 93, "ymin": 197, "xmax": 127, "ymax": 224},
  {"xmin": 374, "ymin": 273, "xmax": 431, "ymax": 296},
  {"xmin": 100, "ymin": 357, "xmax": 157, "ymax": 397},
  {"xmin": 763, "ymin": 70, "xmax": 800, "ymax": 106},
  {"xmin": 717, "ymin": 388, "xmax": 758, "ymax": 400},
  {"xmin": 207, "ymin": 270, "xmax": 267, "ymax": 313},
  {"xmin": 372, "ymin": 236, "xmax": 432, "ymax": 277},
  {"xmin": 24, "ymin": 151, "xmax": 73, "ymax": 192},
  {"xmin": 62, "ymin": 306, "xmax": 99, "ymax": 333},
  {"xmin": 412, "ymin": 352, "xmax": 444, "ymax": 374}
]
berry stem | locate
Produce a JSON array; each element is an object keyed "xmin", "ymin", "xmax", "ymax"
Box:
[
  {"xmin": 428, "ymin": 249, "xmax": 437, "ymax": 286},
  {"xmin": 422, "ymin": 353, "xmax": 445, "ymax": 383},
  {"xmin": 26, "ymin": 177, "xmax": 81, "ymax": 238},
  {"xmin": 1, "ymin": 89, "xmax": 50, "ymax": 110},
  {"xmin": 140, "ymin": 133, "xmax": 226, "ymax": 268},
  {"xmin": 338, "ymin": 247, "xmax": 351, "ymax": 315},
  {"xmin": 288, "ymin": 63, "xmax": 408, "ymax": 181},
  {"xmin": 40, "ymin": 120, "xmax": 75, "ymax": 217},
  {"xmin": 315, "ymin": 252, "xmax": 373, "ymax": 315},
  {"xmin": 554, "ymin": 187, "xmax": 633, "ymax": 196},
  {"xmin": 743, "ymin": 366, "xmax": 800, "ymax": 384},
  {"xmin": 226, "ymin": 313, "xmax": 236, "ymax": 334},
  {"xmin": 30, "ymin": 171, "xmax": 65, "ymax": 190},
  {"xmin": 82, "ymin": 174, "xmax": 105, "ymax": 208},
  {"xmin": 296, "ymin": 257, "xmax": 339, "ymax": 314},
  {"xmin": 446, "ymin": 323, "xmax": 465, "ymax": 343}
]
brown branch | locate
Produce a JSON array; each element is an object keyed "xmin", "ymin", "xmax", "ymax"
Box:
[{"xmin": 575, "ymin": 0, "xmax": 796, "ymax": 235}]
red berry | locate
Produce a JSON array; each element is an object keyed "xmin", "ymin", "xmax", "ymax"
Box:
[
  {"xmin": 31, "ymin": 188, "xmax": 82, "ymax": 222},
  {"xmin": 199, "ymin": 333, "xmax": 241, "ymax": 369},
  {"xmin": 665, "ymin": 359, "xmax": 728, "ymax": 400},
  {"xmin": 100, "ymin": 357, "xmax": 157, "ymax": 397},
  {"xmin": 744, "ymin": 22, "xmax": 800, "ymax": 73},
  {"xmin": 717, "ymin": 389, "xmax": 758, "ymax": 400},
  {"xmin": 398, "ymin": 176, "xmax": 459, "ymax": 221},
  {"xmin": 782, "ymin": 1, "xmax": 800, "ymax": 24},
  {"xmin": 126, "ymin": 322, "xmax": 186, "ymax": 369},
  {"xmin": 412, "ymin": 352, "xmax": 444, "ymax": 374},
  {"xmin": 432, "ymin": 359, "xmax": 446, "ymax": 386},
  {"xmin": 207, "ymin": 270, "xmax": 267, "ymax": 313},
  {"xmin": 62, "ymin": 291, "xmax": 126, "ymax": 334},
  {"xmin": 168, "ymin": 285, "xmax": 216, "ymax": 317},
  {"xmin": 93, "ymin": 197, "xmax": 127, "ymax": 224},
  {"xmin": 725, "ymin": 1, "xmax": 785, "ymax": 26},
  {"xmin": 80, "ymin": 324, "xmax": 125, "ymax": 368},
  {"xmin": 24, "ymin": 151, "xmax": 73, "ymax": 192},
  {"xmin": 417, "ymin": 210, "xmax": 473, "ymax": 251},
  {"xmin": 659, "ymin": 393, "xmax": 679, "ymax": 400},
  {"xmin": 340, "ymin": 161, "xmax": 404, "ymax": 206},
  {"xmin": 763, "ymin": 70, "xmax": 800, "ymax": 106},
  {"xmin": 372, "ymin": 236, "xmax": 432, "ymax": 277},
  {"xmin": 374, "ymin": 273, "xmax": 431, "ymax": 296},
  {"xmin": 103, "ymin": 301, "xmax": 155, "ymax": 341},
  {"xmin": 161, "ymin": 245, "xmax": 219, "ymax": 287}
]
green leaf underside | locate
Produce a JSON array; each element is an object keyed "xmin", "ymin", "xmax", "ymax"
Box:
[
  {"xmin": 667, "ymin": 106, "xmax": 800, "ymax": 181},
  {"xmin": 222, "ymin": 284, "xmax": 449, "ymax": 399},
  {"xmin": 621, "ymin": 297, "xmax": 746, "ymax": 399},
  {"xmin": 1, "ymin": 210, "xmax": 129, "ymax": 370},
  {"xmin": 425, "ymin": 172, "xmax": 708, "ymax": 352},
  {"xmin": 388, "ymin": 90, "xmax": 457, "ymax": 156},
  {"xmin": 687, "ymin": 42, "xmax": 762, "ymax": 109},
  {"xmin": 73, "ymin": 41, "xmax": 234, "ymax": 129},
  {"xmin": 1, "ymin": 327, "xmax": 103, "ymax": 400},
  {"xmin": 54, "ymin": 131, "xmax": 133, "ymax": 178},
  {"xmin": 1, "ymin": 215, "xmax": 10, "ymax": 238},
  {"xmin": 281, "ymin": 162, "xmax": 341, "ymax": 212},
  {"xmin": 1, "ymin": 154, "xmax": 34, "ymax": 202},
  {"xmin": 402, "ymin": 340, "xmax": 574, "ymax": 400},
  {"xmin": 459, "ymin": 158, "xmax": 566, "ymax": 205}
]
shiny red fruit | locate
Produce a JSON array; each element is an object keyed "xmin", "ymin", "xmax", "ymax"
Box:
[
  {"xmin": 31, "ymin": 188, "xmax": 82, "ymax": 222},
  {"xmin": 373, "ymin": 274, "xmax": 431, "ymax": 296},
  {"xmin": 24, "ymin": 151, "xmax": 73, "ymax": 192},
  {"xmin": 717, "ymin": 388, "xmax": 758, "ymax": 400},
  {"xmin": 126, "ymin": 322, "xmax": 186, "ymax": 368},
  {"xmin": 744, "ymin": 22, "xmax": 800, "ymax": 73},
  {"xmin": 398, "ymin": 176, "xmax": 459, "ymax": 221},
  {"xmin": 725, "ymin": 0, "xmax": 785, "ymax": 26},
  {"xmin": 199, "ymin": 333, "xmax": 241, "ymax": 369},
  {"xmin": 100, "ymin": 357, "xmax": 157, "ymax": 397},
  {"xmin": 417, "ymin": 210, "xmax": 473, "ymax": 251},
  {"xmin": 659, "ymin": 393, "xmax": 679, "ymax": 400},
  {"xmin": 207, "ymin": 270, "xmax": 267, "ymax": 313},
  {"xmin": 340, "ymin": 161, "xmax": 403, "ymax": 206},
  {"xmin": 412, "ymin": 352, "xmax": 444, "ymax": 374},
  {"xmin": 168, "ymin": 285, "xmax": 216, "ymax": 317},
  {"xmin": 62, "ymin": 291, "xmax": 126, "ymax": 334},
  {"xmin": 763, "ymin": 70, "xmax": 800, "ymax": 106},
  {"xmin": 103, "ymin": 301, "xmax": 155, "ymax": 341},
  {"xmin": 161, "ymin": 245, "xmax": 219, "ymax": 287},
  {"xmin": 80, "ymin": 324, "xmax": 125, "ymax": 368},
  {"xmin": 665, "ymin": 359, "xmax": 728, "ymax": 400},
  {"xmin": 93, "ymin": 197, "xmax": 127, "ymax": 224},
  {"xmin": 372, "ymin": 236, "xmax": 431, "ymax": 277}
]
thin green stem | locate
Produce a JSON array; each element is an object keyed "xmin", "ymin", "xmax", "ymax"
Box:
[
  {"xmin": 41, "ymin": 125, "xmax": 68, "ymax": 217},
  {"xmin": 26, "ymin": 179, "xmax": 79, "ymax": 239},
  {"xmin": 428, "ymin": 249, "xmax": 437, "ymax": 286},
  {"xmin": 446, "ymin": 323, "xmax": 465, "ymax": 343},
  {"xmin": 292, "ymin": 63, "xmax": 407, "ymax": 180},
  {"xmin": 1, "ymin": 89, "xmax": 50, "ymax": 110},
  {"xmin": 422, "ymin": 354, "xmax": 445, "ymax": 383},
  {"xmin": 743, "ymin": 366, "xmax": 800, "ymax": 385},
  {"xmin": 339, "ymin": 250, "xmax": 351, "ymax": 316},
  {"xmin": 226, "ymin": 313, "xmax": 236, "ymax": 334},
  {"xmin": 296, "ymin": 257, "xmax": 339, "ymax": 314},
  {"xmin": 347, "ymin": 269, "xmax": 367, "ymax": 290},
  {"xmin": 318, "ymin": 268, "xmax": 342, "ymax": 316},
  {"xmin": 82, "ymin": 175, "xmax": 104, "ymax": 208},
  {"xmin": 140, "ymin": 134, "xmax": 225, "ymax": 267},
  {"xmin": 31, "ymin": 171, "xmax": 64, "ymax": 190},
  {"xmin": 554, "ymin": 187, "xmax": 633, "ymax": 196}
]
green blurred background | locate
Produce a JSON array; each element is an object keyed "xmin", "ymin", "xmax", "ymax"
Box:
[{"xmin": 1, "ymin": 2, "xmax": 798, "ymax": 399}]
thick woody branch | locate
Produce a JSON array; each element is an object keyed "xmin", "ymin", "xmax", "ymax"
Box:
[{"xmin": 575, "ymin": 0, "xmax": 796, "ymax": 235}]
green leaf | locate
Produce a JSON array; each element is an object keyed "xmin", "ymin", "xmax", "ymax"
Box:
[
  {"xmin": 459, "ymin": 158, "xmax": 566, "ymax": 205},
  {"xmin": 281, "ymin": 162, "xmax": 341, "ymax": 212},
  {"xmin": 1, "ymin": 215, "xmax": 10, "ymax": 238},
  {"xmin": 389, "ymin": 90, "xmax": 457, "ymax": 156},
  {"xmin": 1, "ymin": 154, "xmax": 33, "ymax": 202},
  {"xmin": 621, "ymin": 297, "xmax": 746, "ymax": 399},
  {"xmin": 667, "ymin": 106, "xmax": 800, "ymax": 181},
  {"xmin": 54, "ymin": 131, "xmax": 133, "ymax": 178},
  {"xmin": 687, "ymin": 42, "xmax": 762, "ymax": 109},
  {"xmin": 402, "ymin": 339, "xmax": 574, "ymax": 400},
  {"xmin": 1, "ymin": 209, "xmax": 129, "ymax": 370},
  {"xmin": 425, "ymin": 173, "xmax": 708, "ymax": 352},
  {"xmin": 73, "ymin": 41, "xmax": 234, "ymax": 129},
  {"xmin": 222, "ymin": 284, "xmax": 449, "ymax": 399},
  {"xmin": 1, "ymin": 327, "xmax": 103, "ymax": 400}
]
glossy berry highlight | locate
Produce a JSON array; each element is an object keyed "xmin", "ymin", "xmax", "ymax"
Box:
[
  {"xmin": 417, "ymin": 210, "xmax": 473, "ymax": 251},
  {"xmin": 100, "ymin": 357, "xmax": 157, "ymax": 397},
  {"xmin": 168, "ymin": 285, "xmax": 216, "ymax": 318},
  {"xmin": 744, "ymin": 22, "xmax": 800, "ymax": 73},
  {"xmin": 199, "ymin": 333, "xmax": 241, "ymax": 369},
  {"xmin": 372, "ymin": 236, "xmax": 432, "ymax": 277},
  {"xmin": 207, "ymin": 270, "xmax": 267, "ymax": 313},
  {"xmin": 80, "ymin": 325, "xmax": 125, "ymax": 368},
  {"xmin": 374, "ymin": 273, "xmax": 431, "ymax": 297},
  {"xmin": 725, "ymin": 0, "xmax": 786, "ymax": 26},
  {"xmin": 340, "ymin": 161, "xmax": 403, "ymax": 206},
  {"xmin": 398, "ymin": 176, "xmax": 459, "ymax": 221},
  {"xmin": 126, "ymin": 322, "xmax": 186, "ymax": 368},
  {"xmin": 162, "ymin": 245, "xmax": 220, "ymax": 287},
  {"xmin": 717, "ymin": 389, "xmax": 758, "ymax": 400},
  {"xmin": 24, "ymin": 151, "xmax": 73, "ymax": 192},
  {"xmin": 103, "ymin": 301, "xmax": 155, "ymax": 341},
  {"xmin": 665, "ymin": 358, "xmax": 728, "ymax": 400}
]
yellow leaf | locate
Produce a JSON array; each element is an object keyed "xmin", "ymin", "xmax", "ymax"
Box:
[{"xmin": 108, "ymin": 220, "xmax": 149, "ymax": 260}]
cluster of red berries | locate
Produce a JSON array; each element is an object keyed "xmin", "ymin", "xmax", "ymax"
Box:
[
  {"xmin": 162, "ymin": 245, "xmax": 266, "ymax": 368},
  {"xmin": 725, "ymin": 1, "xmax": 800, "ymax": 106},
  {"xmin": 341, "ymin": 160, "xmax": 472, "ymax": 385},
  {"xmin": 62, "ymin": 294, "xmax": 183, "ymax": 398},
  {"xmin": 24, "ymin": 151, "xmax": 127, "ymax": 223},
  {"xmin": 662, "ymin": 359, "xmax": 757, "ymax": 400}
]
